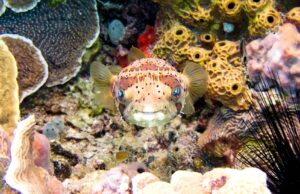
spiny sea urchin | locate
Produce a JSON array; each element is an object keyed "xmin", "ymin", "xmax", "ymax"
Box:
[{"xmin": 237, "ymin": 76, "xmax": 300, "ymax": 194}]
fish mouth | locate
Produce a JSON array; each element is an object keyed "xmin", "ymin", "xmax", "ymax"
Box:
[{"xmin": 133, "ymin": 111, "xmax": 166, "ymax": 122}]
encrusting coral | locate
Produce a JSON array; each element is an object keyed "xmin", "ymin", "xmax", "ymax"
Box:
[
  {"xmin": 0, "ymin": 0, "xmax": 100, "ymax": 87},
  {"xmin": 4, "ymin": 115, "xmax": 65, "ymax": 194},
  {"xmin": 0, "ymin": 34, "xmax": 48, "ymax": 102},
  {"xmin": 246, "ymin": 23, "xmax": 300, "ymax": 93},
  {"xmin": 0, "ymin": 39, "xmax": 19, "ymax": 136},
  {"xmin": 3, "ymin": 0, "xmax": 40, "ymax": 13}
]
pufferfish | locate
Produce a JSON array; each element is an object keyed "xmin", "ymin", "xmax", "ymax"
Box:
[{"xmin": 91, "ymin": 50, "xmax": 207, "ymax": 128}]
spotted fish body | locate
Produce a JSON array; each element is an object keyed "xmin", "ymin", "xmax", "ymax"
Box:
[
  {"xmin": 112, "ymin": 58, "xmax": 188, "ymax": 127},
  {"xmin": 91, "ymin": 57, "xmax": 207, "ymax": 128}
]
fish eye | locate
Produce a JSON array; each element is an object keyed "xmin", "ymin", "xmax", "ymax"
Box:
[
  {"xmin": 118, "ymin": 89, "xmax": 124, "ymax": 99},
  {"xmin": 172, "ymin": 87, "xmax": 181, "ymax": 97}
]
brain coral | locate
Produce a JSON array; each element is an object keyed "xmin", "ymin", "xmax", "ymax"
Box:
[
  {"xmin": 0, "ymin": 39, "xmax": 20, "ymax": 135},
  {"xmin": 3, "ymin": 0, "xmax": 40, "ymax": 12},
  {"xmin": 246, "ymin": 23, "xmax": 300, "ymax": 92},
  {"xmin": 0, "ymin": 34, "xmax": 48, "ymax": 102},
  {"xmin": 0, "ymin": 0, "xmax": 100, "ymax": 87}
]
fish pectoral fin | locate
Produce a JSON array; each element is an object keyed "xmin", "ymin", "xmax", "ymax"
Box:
[
  {"xmin": 94, "ymin": 87, "xmax": 117, "ymax": 113},
  {"xmin": 127, "ymin": 46, "xmax": 146, "ymax": 63},
  {"xmin": 109, "ymin": 65, "xmax": 122, "ymax": 75},
  {"xmin": 182, "ymin": 62, "xmax": 208, "ymax": 103},
  {"xmin": 90, "ymin": 61, "xmax": 117, "ymax": 112},
  {"xmin": 182, "ymin": 95, "xmax": 195, "ymax": 115}
]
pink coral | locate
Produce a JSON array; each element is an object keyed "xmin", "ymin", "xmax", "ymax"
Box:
[
  {"xmin": 32, "ymin": 132, "xmax": 53, "ymax": 174},
  {"xmin": 246, "ymin": 23, "xmax": 300, "ymax": 91},
  {"xmin": 92, "ymin": 162, "xmax": 148, "ymax": 194}
]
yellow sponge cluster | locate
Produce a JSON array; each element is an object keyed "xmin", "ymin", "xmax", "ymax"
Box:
[
  {"xmin": 206, "ymin": 40, "xmax": 252, "ymax": 111},
  {"xmin": 157, "ymin": 0, "xmax": 283, "ymax": 38},
  {"xmin": 287, "ymin": 7, "xmax": 300, "ymax": 27},
  {"xmin": 212, "ymin": 0, "xmax": 244, "ymax": 19},
  {"xmin": 153, "ymin": 26, "xmax": 251, "ymax": 110},
  {"xmin": 153, "ymin": 23, "xmax": 211, "ymax": 65},
  {"xmin": 173, "ymin": 3, "xmax": 213, "ymax": 27},
  {"xmin": 248, "ymin": 5, "xmax": 283, "ymax": 37},
  {"xmin": 243, "ymin": 0, "xmax": 270, "ymax": 15}
]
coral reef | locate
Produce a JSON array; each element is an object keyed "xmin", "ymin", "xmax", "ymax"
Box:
[
  {"xmin": 4, "ymin": 115, "xmax": 65, "ymax": 194},
  {"xmin": 0, "ymin": 0, "xmax": 100, "ymax": 86},
  {"xmin": 246, "ymin": 23, "xmax": 300, "ymax": 93},
  {"xmin": 3, "ymin": 0, "xmax": 40, "ymax": 13},
  {"xmin": 0, "ymin": 34, "xmax": 48, "ymax": 102},
  {"xmin": 1, "ymin": 1, "xmax": 299, "ymax": 193},
  {"xmin": 0, "ymin": 39, "xmax": 19, "ymax": 135}
]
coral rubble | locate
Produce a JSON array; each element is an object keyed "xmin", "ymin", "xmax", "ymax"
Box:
[
  {"xmin": 0, "ymin": 34, "xmax": 48, "ymax": 102},
  {"xmin": 0, "ymin": 0, "xmax": 100, "ymax": 87}
]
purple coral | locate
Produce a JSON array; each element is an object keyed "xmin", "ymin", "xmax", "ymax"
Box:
[{"xmin": 246, "ymin": 23, "xmax": 300, "ymax": 93}]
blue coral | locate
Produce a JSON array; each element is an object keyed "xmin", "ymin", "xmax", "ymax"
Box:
[
  {"xmin": 108, "ymin": 19, "xmax": 125, "ymax": 45},
  {"xmin": 42, "ymin": 117, "xmax": 64, "ymax": 140}
]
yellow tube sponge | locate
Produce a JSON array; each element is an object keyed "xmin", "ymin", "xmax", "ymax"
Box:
[
  {"xmin": 243, "ymin": 0, "xmax": 270, "ymax": 15},
  {"xmin": 212, "ymin": 40, "xmax": 240, "ymax": 60},
  {"xmin": 185, "ymin": 47, "xmax": 211, "ymax": 66},
  {"xmin": 206, "ymin": 58, "xmax": 251, "ymax": 110},
  {"xmin": 172, "ymin": 1, "xmax": 213, "ymax": 27},
  {"xmin": 0, "ymin": 39, "xmax": 20, "ymax": 136},
  {"xmin": 212, "ymin": 0, "xmax": 243, "ymax": 19},
  {"xmin": 206, "ymin": 40, "xmax": 252, "ymax": 111},
  {"xmin": 286, "ymin": 7, "xmax": 300, "ymax": 27},
  {"xmin": 248, "ymin": 5, "xmax": 283, "ymax": 37},
  {"xmin": 199, "ymin": 33, "xmax": 217, "ymax": 46},
  {"xmin": 153, "ymin": 23, "xmax": 196, "ymax": 63}
]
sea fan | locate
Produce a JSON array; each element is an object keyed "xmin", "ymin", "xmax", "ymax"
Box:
[{"xmin": 237, "ymin": 76, "xmax": 300, "ymax": 193}]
